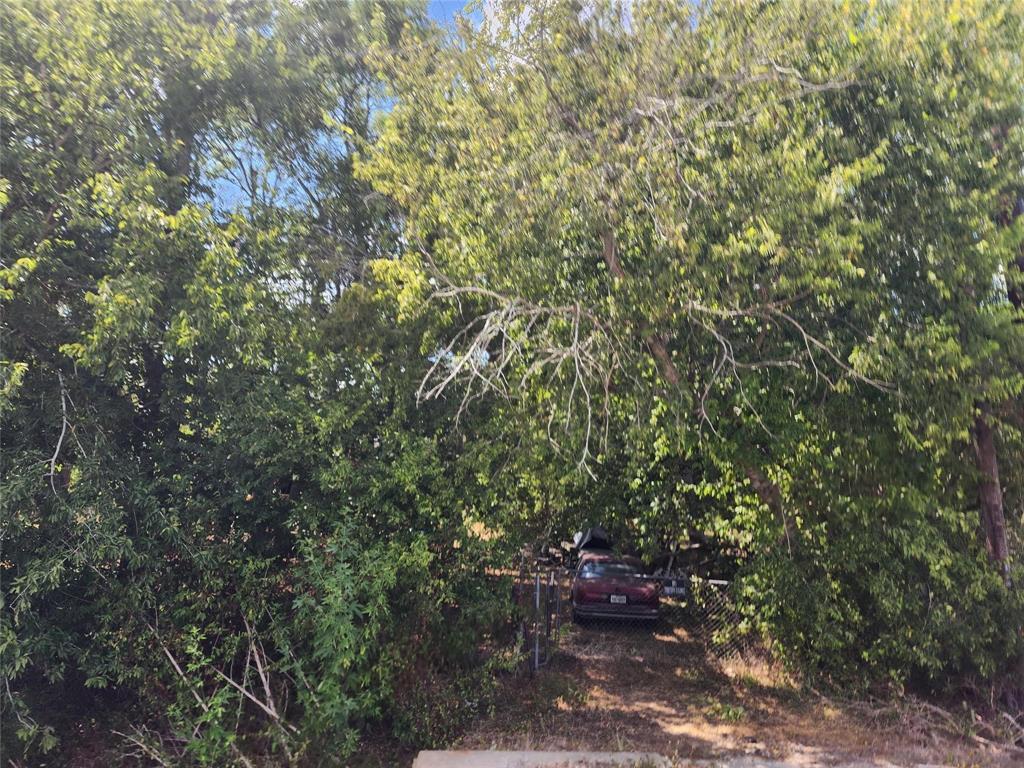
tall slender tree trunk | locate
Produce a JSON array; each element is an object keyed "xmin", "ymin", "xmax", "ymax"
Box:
[
  {"xmin": 972, "ymin": 410, "xmax": 1010, "ymax": 581},
  {"xmin": 745, "ymin": 465, "xmax": 795, "ymax": 553},
  {"xmin": 967, "ymin": 195, "xmax": 1020, "ymax": 584},
  {"xmin": 601, "ymin": 229, "xmax": 680, "ymax": 386},
  {"xmin": 601, "ymin": 227, "xmax": 793, "ymax": 550},
  {"xmin": 1009, "ymin": 196, "xmax": 1024, "ymax": 312},
  {"xmin": 970, "ymin": 194, "xmax": 1024, "ymax": 584}
]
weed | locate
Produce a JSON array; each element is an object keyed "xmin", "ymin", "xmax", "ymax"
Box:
[{"xmin": 705, "ymin": 699, "xmax": 746, "ymax": 723}]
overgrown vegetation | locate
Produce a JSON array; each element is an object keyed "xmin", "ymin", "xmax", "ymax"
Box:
[{"xmin": 2, "ymin": 0, "xmax": 1023, "ymax": 765}]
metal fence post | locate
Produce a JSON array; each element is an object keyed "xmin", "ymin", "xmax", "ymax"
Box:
[
  {"xmin": 546, "ymin": 570, "xmax": 554, "ymax": 640},
  {"xmin": 553, "ymin": 569, "xmax": 561, "ymax": 638},
  {"xmin": 533, "ymin": 570, "xmax": 541, "ymax": 671}
]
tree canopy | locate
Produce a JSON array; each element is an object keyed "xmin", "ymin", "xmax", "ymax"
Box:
[{"xmin": 363, "ymin": 0, "xmax": 1024, "ymax": 683}]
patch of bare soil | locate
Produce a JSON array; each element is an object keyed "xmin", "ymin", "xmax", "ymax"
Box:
[{"xmin": 454, "ymin": 621, "xmax": 1020, "ymax": 767}]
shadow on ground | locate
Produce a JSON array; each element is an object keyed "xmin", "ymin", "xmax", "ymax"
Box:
[{"xmin": 453, "ymin": 619, "xmax": 1017, "ymax": 767}]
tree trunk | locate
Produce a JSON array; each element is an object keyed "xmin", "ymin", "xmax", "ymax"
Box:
[
  {"xmin": 1009, "ymin": 196, "xmax": 1024, "ymax": 312},
  {"xmin": 745, "ymin": 465, "xmax": 795, "ymax": 553},
  {"xmin": 969, "ymin": 194, "xmax": 1022, "ymax": 584},
  {"xmin": 601, "ymin": 229, "xmax": 681, "ymax": 386},
  {"xmin": 601, "ymin": 228, "xmax": 792, "ymax": 552},
  {"xmin": 972, "ymin": 410, "xmax": 1010, "ymax": 581}
]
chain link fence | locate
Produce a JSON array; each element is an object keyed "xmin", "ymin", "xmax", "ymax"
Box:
[
  {"xmin": 518, "ymin": 565, "xmax": 755, "ymax": 672},
  {"xmin": 512, "ymin": 566, "xmax": 567, "ymax": 672}
]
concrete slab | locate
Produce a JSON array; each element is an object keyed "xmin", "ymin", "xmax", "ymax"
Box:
[
  {"xmin": 412, "ymin": 751, "xmax": 670, "ymax": 768},
  {"xmin": 413, "ymin": 754, "xmax": 952, "ymax": 768}
]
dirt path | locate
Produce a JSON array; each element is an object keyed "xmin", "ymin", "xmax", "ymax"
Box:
[{"xmin": 454, "ymin": 621, "xmax": 1017, "ymax": 767}]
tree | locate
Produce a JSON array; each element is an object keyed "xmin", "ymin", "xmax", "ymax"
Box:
[
  {"xmin": 3, "ymin": 2, "xmax": 496, "ymax": 763},
  {"xmin": 360, "ymin": 0, "xmax": 1024, "ymax": 685}
]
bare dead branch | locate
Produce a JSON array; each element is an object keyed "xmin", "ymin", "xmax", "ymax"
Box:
[
  {"xmin": 46, "ymin": 371, "xmax": 69, "ymax": 495},
  {"xmin": 144, "ymin": 622, "xmax": 258, "ymax": 768}
]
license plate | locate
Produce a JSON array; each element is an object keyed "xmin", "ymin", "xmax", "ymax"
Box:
[{"xmin": 610, "ymin": 594, "xmax": 627, "ymax": 604}]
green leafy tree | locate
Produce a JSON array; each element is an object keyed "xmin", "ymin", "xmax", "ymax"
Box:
[
  {"xmin": 360, "ymin": 0, "xmax": 1024, "ymax": 686},
  {"xmin": 3, "ymin": 1, "xmax": 509, "ymax": 764}
]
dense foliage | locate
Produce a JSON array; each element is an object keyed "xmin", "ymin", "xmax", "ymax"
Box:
[
  {"xmin": 361, "ymin": 0, "xmax": 1024, "ymax": 687},
  {"xmin": 1, "ymin": 1, "xmax": 518, "ymax": 763},
  {"xmin": 2, "ymin": 0, "xmax": 1023, "ymax": 765}
]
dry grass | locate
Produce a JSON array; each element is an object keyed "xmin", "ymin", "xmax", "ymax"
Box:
[{"xmin": 453, "ymin": 621, "xmax": 1021, "ymax": 767}]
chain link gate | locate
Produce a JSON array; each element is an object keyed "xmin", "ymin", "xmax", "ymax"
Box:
[{"xmin": 517, "ymin": 567, "xmax": 570, "ymax": 672}]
